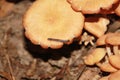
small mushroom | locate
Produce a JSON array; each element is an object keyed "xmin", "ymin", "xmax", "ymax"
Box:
[
  {"xmin": 109, "ymin": 70, "xmax": 120, "ymax": 80},
  {"xmin": 99, "ymin": 76, "xmax": 109, "ymax": 80},
  {"xmin": 84, "ymin": 17, "xmax": 110, "ymax": 37},
  {"xmin": 96, "ymin": 33, "xmax": 112, "ymax": 46},
  {"xmin": 23, "ymin": 0, "xmax": 84, "ymax": 49},
  {"xmin": 106, "ymin": 32, "xmax": 120, "ymax": 46},
  {"xmin": 115, "ymin": 2, "xmax": 120, "ymax": 16},
  {"xmin": 67, "ymin": 0, "xmax": 119, "ymax": 14},
  {"xmin": 109, "ymin": 55, "xmax": 120, "ymax": 69},
  {"xmin": 97, "ymin": 62, "xmax": 117, "ymax": 72},
  {"xmin": 105, "ymin": 33, "xmax": 120, "ymax": 69},
  {"xmin": 83, "ymin": 48, "xmax": 106, "ymax": 65}
]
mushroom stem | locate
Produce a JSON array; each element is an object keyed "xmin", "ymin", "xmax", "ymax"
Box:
[
  {"xmin": 113, "ymin": 45, "xmax": 119, "ymax": 55},
  {"xmin": 106, "ymin": 45, "xmax": 113, "ymax": 56}
]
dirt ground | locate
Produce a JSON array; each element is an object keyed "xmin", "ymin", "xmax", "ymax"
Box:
[{"xmin": 0, "ymin": 0, "xmax": 120, "ymax": 80}]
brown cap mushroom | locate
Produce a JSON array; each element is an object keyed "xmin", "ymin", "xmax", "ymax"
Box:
[
  {"xmin": 67, "ymin": 0, "xmax": 119, "ymax": 14},
  {"xmin": 23, "ymin": 0, "xmax": 84, "ymax": 49},
  {"xmin": 83, "ymin": 48, "xmax": 106, "ymax": 65},
  {"xmin": 84, "ymin": 17, "xmax": 110, "ymax": 38}
]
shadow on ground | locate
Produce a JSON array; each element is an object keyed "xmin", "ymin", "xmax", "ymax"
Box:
[{"xmin": 24, "ymin": 37, "xmax": 82, "ymax": 61}]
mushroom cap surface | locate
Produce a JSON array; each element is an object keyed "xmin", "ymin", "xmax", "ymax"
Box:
[
  {"xmin": 109, "ymin": 55, "xmax": 120, "ymax": 69},
  {"xmin": 97, "ymin": 62, "xmax": 117, "ymax": 72},
  {"xmin": 84, "ymin": 48, "xmax": 106, "ymax": 65},
  {"xmin": 67, "ymin": 0, "xmax": 119, "ymax": 14},
  {"xmin": 96, "ymin": 33, "xmax": 112, "ymax": 46},
  {"xmin": 23, "ymin": 0, "xmax": 84, "ymax": 49},
  {"xmin": 84, "ymin": 17, "xmax": 109, "ymax": 37},
  {"xmin": 109, "ymin": 70, "xmax": 120, "ymax": 80},
  {"xmin": 106, "ymin": 33, "xmax": 120, "ymax": 45},
  {"xmin": 99, "ymin": 76, "xmax": 109, "ymax": 80},
  {"xmin": 115, "ymin": 2, "xmax": 120, "ymax": 16}
]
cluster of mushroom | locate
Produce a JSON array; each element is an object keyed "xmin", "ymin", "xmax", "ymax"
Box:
[
  {"xmin": 23, "ymin": 0, "xmax": 120, "ymax": 49},
  {"xmin": 84, "ymin": 32, "xmax": 120, "ymax": 80},
  {"xmin": 23, "ymin": 0, "xmax": 120, "ymax": 79}
]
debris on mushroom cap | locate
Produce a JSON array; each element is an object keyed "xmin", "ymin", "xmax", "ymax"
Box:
[
  {"xmin": 84, "ymin": 17, "xmax": 110, "ymax": 38},
  {"xmin": 0, "ymin": 0, "xmax": 14, "ymax": 18},
  {"xmin": 67, "ymin": 0, "xmax": 119, "ymax": 14},
  {"xmin": 105, "ymin": 33, "xmax": 120, "ymax": 46},
  {"xmin": 79, "ymin": 32, "xmax": 95, "ymax": 46},
  {"xmin": 99, "ymin": 76, "xmax": 109, "ymax": 80},
  {"xmin": 83, "ymin": 48, "xmax": 106, "ymax": 65},
  {"xmin": 97, "ymin": 62, "xmax": 118, "ymax": 72},
  {"xmin": 115, "ymin": 2, "xmax": 120, "ymax": 16},
  {"xmin": 109, "ymin": 55, "xmax": 120, "ymax": 69},
  {"xmin": 109, "ymin": 70, "xmax": 120, "ymax": 80},
  {"xmin": 96, "ymin": 33, "xmax": 113, "ymax": 46},
  {"xmin": 23, "ymin": 0, "xmax": 84, "ymax": 49}
]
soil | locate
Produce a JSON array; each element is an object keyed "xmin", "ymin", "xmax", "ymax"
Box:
[{"xmin": 0, "ymin": 0, "xmax": 120, "ymax": 80}]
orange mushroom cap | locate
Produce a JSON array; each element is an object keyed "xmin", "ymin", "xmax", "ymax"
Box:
[
  {"xmin": 99, "ymin": 76, "xmax": 109, "ymax": 80},
  {"xmin": 109, "ymin": 55, "xmax": 120, "ymax": 69},
  {"xmin": 96, "ymin": 33, "xmax": 113, "ymax": 46},
  {"xmin": 115, "ymin": 2, "xmax": 120, "ymax": 16},
  {"xmin": 97, "ymin": 62, "xmax": 117, "ymax": 72},
  {"xmin": 109, "ymin": 70, "xmax": 120, "ymax": 80},
  {"xmin": 105, "ymin": 33, "xmax": 120, "ymax": 46},
  {"xmin": 83, "ymin": 48, "xmax": 106, "ymax": 65},
  {"xmin": 84, "ymin": 17, "xmax": 110, "ymax": 38},
  {"xmin": 67, "ymin": 0, "xmax": 119, "ymax": 14},
  {"xmin": 23, "ymin": 0, "xmax": 84, "ymax": 49}
]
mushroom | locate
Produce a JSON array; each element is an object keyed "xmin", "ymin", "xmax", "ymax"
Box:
[
  {"xmin": 96, "ymin": 33, "xmax": 113, "ymax": 46},
  {"xmin": 109, "ymin": 70, "xmax": 120, "ymax": 80},
  {"xmin": 97, "ymin": 61, "xmax": 117, "ymax": 72},
  {"xmin": 96, "ymin": 32, "xmax": 120, "ymax": 72},
  {"xmin": 115, "ymin": 2, "xmax": 120, "ymax": 16},
  {"xmin": 0, "ymin": 0, "xmax": 14, "ymax": 18},
  {"xmin": 106, "ymin": 32, "xmax": 120, "ymax": 46},
  {"xmin": 84, "ymin": 17, "xmax": 110, "ymax": 38},
  {"xmin": 104, "ymin": 32, "xmax": 120, "ymax": 69},
  {"xmin": 83, "ymin": 48, "xmax": 106, "ymax": 65},
  {"xmin": 23, "ymin": 0, "xmax": 84, "ymax": 49},
  {"xmin": 99, "ymin": 76, "xmax": 109, "ymax": 80},
  {"xmin": 67, "ymin": 0, "xmax": 119, "ymax": 14},
  {"xmin": 109, "ymin": 55, "xmax": 120, "ymax": 69}
]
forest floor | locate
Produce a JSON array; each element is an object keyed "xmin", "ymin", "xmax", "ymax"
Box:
[{"xmin": 0, "ymin": 0, "xmax": 120, "ymax": 80}]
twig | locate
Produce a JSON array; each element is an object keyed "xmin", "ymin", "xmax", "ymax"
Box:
[
  {"xmin": 5, "ymin": 54, "xmax": 16, "ymax": 80},
  {"xmin": 76, "ymin": 65, "xmax": 86, "ymax": 80},
  {"xmin": 0, "ymin": 71, "xmax": 12, "ymax": 80},
  {"xmin": 1, "ymin": 28, "xmax": 16, "ymax": 80},
  {"xmin": 48, "ymin": 38, "xmax": 69, "ymax": 43}
]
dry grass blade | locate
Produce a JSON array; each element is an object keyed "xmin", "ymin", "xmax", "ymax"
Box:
[
  {"xmin": 5, "ymin": 54, "xmax": 16, "ymax": 80},
  {"xmin": 0, "ymin": 71, "xmax": 12, "ymax": 80}
]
